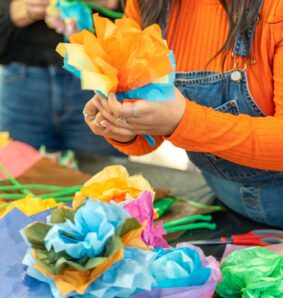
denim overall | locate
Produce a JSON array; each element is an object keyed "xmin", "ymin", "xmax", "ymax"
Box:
[{"xmin": 173, "ymin": 0, "xmax": 283, "ymax": 227}]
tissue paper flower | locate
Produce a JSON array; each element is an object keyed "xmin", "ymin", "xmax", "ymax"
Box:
[
  {"xmin": 56, "ymin": 13, "xmax": 175, "ymax": 97},
  {"xmin": 47, "ymin": 0, "xmax": 93, "ymax": 34},
  {"xmin": 216, "ymin": 246, "xmax": 283, "ymax": 298},
  {"xmin": 124, "ymin": 190, "xmax": 169, "ymax": 248},
  {"xmin": 0, "ymin": 195, "xmax": 59, "ymax": 218},
  {"xmin": 149, "ymin": 247, "xmax": 212, "ymax": 288},
  {"xmin": 73, "ymin": 165, "xmax": 153, "ymax": 209},
  {"xmin": 22, "ymin": 199, "xmax": 148, "ymax": 296}
]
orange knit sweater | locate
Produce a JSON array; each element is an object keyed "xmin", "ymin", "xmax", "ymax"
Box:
[{"xmin": 109, "ymin": 0, "xmax": 283, "ymax": 171}]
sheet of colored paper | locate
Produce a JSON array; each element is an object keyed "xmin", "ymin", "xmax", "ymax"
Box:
[{"xmin": 0, "ymin": 141, "xmax": 42, "ymax": 180}]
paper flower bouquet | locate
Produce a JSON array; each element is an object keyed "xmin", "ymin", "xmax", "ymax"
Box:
[
  {"xmin": 20, "ymin": 199, "xmax": 220, "ymax": 298},
  {"xmin": 0, "ymin": 165, "xmax": 221, "ymax": 297}
]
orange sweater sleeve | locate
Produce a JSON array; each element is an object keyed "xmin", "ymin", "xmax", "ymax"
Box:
[
  {"xmin": 111, "ymin": 0, "xmax": 283, "ymax": 171},
  {"xmin": 166, "ymin": 26, "xmax": 283, "ymax": 171}
]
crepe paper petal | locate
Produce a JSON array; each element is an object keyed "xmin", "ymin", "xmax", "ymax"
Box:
[
  {"xmin": 0, "ymin": 141, "xmax": 42, "ymax": 181},
  {"xmin": 0, "ymin": 195, "xmax": 59, "ymax": 219},
  {"xmin": 73, "ymin": 165, "xmax": 153, "ymax": 209},
  {"xmin": 216, "ymin": 246, "xmax": 283, "ymax": 298},
  {"xmin": 0, "ymin": 209, "xmax": 56, "ymax": 298},
  {"xmin": 124, "ymin": 190, "xmax": 169, "ymax": 248},
  {"xmin": 149, "ymin": 247, "xmax": 211, "ymax": 288}
]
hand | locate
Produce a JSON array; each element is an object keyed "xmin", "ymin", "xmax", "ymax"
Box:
[
  {"xmin": 25, "ymin": 0, "xmax": 49, "ymax": 21},
  {"xmin": 83, "ymin": 87, "xmax": 187, "ymax": 141},
  {"xmin": 83, "ymin": 94, "xmax": 137, "ymax": 143},
  {"xmin": 45, "ymin": 15, "xmax": 79, "ymax": 37},
  {"xmin": 10, "ymin": 0, "xmax": 49, "ymax": 27}
]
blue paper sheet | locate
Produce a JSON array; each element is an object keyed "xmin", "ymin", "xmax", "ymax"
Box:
[{"xmin": 0, "ymin": 209, "xmax": 53, "ymax": 298}]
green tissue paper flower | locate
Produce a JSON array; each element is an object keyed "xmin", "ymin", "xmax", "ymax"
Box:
[{"xmin": 216, "ymin": 246, "xmax": 283, "ymax": 298}]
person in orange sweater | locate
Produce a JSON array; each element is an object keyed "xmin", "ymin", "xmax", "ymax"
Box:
[{"xmin": 83, "ymin": 0, "xmax": 283, "ymax": 227}]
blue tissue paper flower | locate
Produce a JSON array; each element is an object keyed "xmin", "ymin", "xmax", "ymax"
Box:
[
  {"xmin": 149, "ymin": 247, "xmax": 211, "ymax": 288},
  {"xmin": 45, "ymin": 199, "xmax": 130, "ymax": 259}
]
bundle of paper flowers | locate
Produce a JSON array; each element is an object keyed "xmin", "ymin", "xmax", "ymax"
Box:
[
  {"xmin": 18, "ymin": 197, "xmax": 221, "ymax": 298},
  {"xmin": 56, "ymin": 13, "xmax": 175, "ymax": 101}
]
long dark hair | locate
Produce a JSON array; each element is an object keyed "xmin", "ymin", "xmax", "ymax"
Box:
[{"xmin": 138, "ymin": 0, "xmax": 261, "ymax": 59}]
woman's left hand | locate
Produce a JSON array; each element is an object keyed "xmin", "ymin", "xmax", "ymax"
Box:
[{"xmin": 84, "ymin": 87, "xmax": 187, "ymax": 137}]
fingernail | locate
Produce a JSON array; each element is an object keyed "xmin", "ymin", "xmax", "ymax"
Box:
[
  {"xmin": 100, "ymin": 120, "xmax": 109, "ymax": 127},
  {"xmin": 92, "ymin": 98, "xmax": 99, "ymax": 108}
]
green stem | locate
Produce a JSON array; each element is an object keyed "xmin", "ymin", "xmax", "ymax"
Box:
[
  {"xmin": 0, "ymin": 184, "xmax": 82, "ymax": 192},
  {"xmin": 165, "ymin": 222, "xmax": 217, "ymax": 233},
  {"xmin": 87, "ymin": 2, "xmax": 123, "ymax": 19},
  {"xmin": 0, "ymin": 193, "xmax": 26, "ymax": 200},
  {"xmin": 163, "ymin": 215, "xmax": 212, "ymax": 228},
  {"xmin": 0, "ymin": 163, "xmax": 32, "ymax": 196},
  {"xmin": 40, "ymin": 186, "xmax": 81, "ymax": 199}
]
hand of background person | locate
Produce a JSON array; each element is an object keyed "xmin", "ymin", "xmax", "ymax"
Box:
[
  {"xmin": 45, "ymin": 15, "xmax": 79, "ymax": 37},
  {"xmin": 24, "ymin": 0, "xmax": 49, "ymax": 21},
  {"xmin": 83, "ymin": 88, "xmax": 187, "ymax": 143},
  {"xmin": 10, "ymin": 0, "xmax": 49, "ymax": 27}
]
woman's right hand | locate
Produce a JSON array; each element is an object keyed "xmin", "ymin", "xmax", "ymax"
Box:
[{"xmin": 10, "ymin": 0, "xmax": 49, "ymax": 27}]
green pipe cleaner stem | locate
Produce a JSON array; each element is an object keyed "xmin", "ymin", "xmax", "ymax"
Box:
[
  {"xmin": 165, "ymin": 222, "xmax": 217, "ymax": 233},
  {"xmin": 0, "ymin": 184, "xmax": 82, "ymax": 192},
  {"xmin": 87, "ymin": 2, "xmax": 123, "ymax": 19},
  {"xmin": 0, "ymin": 163, "xmax": 32, "ymax": 196}
]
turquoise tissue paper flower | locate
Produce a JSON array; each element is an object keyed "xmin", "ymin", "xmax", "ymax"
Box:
[
  {"xmin": 149, "ymin": 247, "xmax": 211, "ymax": 288},
  {"xmin": 45, "ymin": 199, "xmax": 131, "ymax": 258}
]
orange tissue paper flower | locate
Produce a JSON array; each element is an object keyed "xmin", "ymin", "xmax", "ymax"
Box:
[{"xmin": 56, "ymin": 13, "xmax": 174, "ymax": 95}]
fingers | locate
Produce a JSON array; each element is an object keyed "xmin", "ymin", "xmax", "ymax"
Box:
[{"xmin": 108, "ymin": 93, "xmax": 137, "ymax": 119}]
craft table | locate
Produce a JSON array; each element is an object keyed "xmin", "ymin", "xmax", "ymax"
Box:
[{"xmin": 0, "ymin": 148, "xmax": 270, "ymax": 298}]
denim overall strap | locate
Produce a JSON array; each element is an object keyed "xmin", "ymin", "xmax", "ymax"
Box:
[{"xmin": 233, "ymin": 0, "xmax": 264, "ymax": 57}]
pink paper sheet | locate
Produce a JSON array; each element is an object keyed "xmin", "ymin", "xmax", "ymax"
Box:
[
  {"xmin": 0, "ymin": 141, "xmax": 42, "ymax": 180},
  {"xmin": 221, "ymin": 243, "xmax": 283, "ymax": 262}
]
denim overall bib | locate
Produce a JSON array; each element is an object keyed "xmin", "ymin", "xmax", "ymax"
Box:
[{"xmin": 173, "ymin": 0, "xmax": 283, "ymax": 227}]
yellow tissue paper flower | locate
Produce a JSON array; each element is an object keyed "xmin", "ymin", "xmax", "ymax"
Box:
[
  {"xmin": 73, "ymin": 165, "xmax": 153, "ymax": 209},
  {"xmin": 0, "ymin": 195, "xmax": 59, "ymax": 218}
]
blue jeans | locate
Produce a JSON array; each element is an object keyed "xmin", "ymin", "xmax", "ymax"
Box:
[{"xmin": 0, "ymin": 63, "xmax": 122, "ymax": 156}]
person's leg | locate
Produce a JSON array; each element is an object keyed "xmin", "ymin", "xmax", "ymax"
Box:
[
  {"xmin": 56, "ymin": 69, "xmax": 124, "ymax": 156},
  {"xmin": 0, "ymin": 63, "xmax": 59, "ymax": 150},
  {"xmin": 202, "ymin": 170, "xmax": 283, "ymax": 228}
]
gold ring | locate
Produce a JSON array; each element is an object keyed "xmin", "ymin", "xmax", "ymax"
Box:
[{"xmin": 93, "ymin": 118, "xmax": 104, "ymax": 128}]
